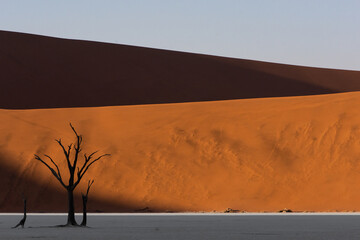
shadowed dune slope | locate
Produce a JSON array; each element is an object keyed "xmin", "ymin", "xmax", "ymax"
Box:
[
  {"xmin": 1, "ymin": 92, "xmax": 360, "ymax": 212},
  {"xmin": 0, "ymin": 154, "xmax": 138, "ymax": 213},
  {"xmin": 1, "ymin": 30, "xmax": 360, "ymax": 109}
]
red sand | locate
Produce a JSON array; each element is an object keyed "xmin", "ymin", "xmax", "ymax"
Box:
[
  {"xmin": 2, "ymin": 31, "xmax": 360, "ymax": 213},
  {"xmin": 1, "ymin": 30, "xmax": 360, "ymax": 109},
  {"xmin": 2, "ymin": 92, "xmax": 360, "ymax": 212}
]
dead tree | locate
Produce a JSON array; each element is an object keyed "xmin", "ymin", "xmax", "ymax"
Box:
[
  {"xmin": 81, "ymin": 180, "xmax": 94, "ymax": 226},
  {"xmin": 34, "ymin": 123, "xmax": 110, "ymax": 226},
  {"xmin": 12, "ymin": 197, "xmax": 26, "ymax": 228}
]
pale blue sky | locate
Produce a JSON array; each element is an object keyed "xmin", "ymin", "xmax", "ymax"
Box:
[{"xmin": 1, "ymin": 0, "xmax": 359, "ymax": 70}]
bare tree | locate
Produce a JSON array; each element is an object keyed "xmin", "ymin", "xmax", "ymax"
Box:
[
  {"xmin": 81, "ymin": 180, "xmax": 94, "ymax": 226},
  {"xmin": 34, "ymin": 123, "xmax": 110, "ymax": 226},
  {"xmin": 12, "ymin": 196, "xmax": 26, "ymax": 228}
]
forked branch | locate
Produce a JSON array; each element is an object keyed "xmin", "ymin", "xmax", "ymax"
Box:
[
  {"xmin": 74, "ymin": 153, "xmax": 110, "ymax": 188},
  {"xmin": 56, "ymin": 139, "xmax": 72, "ymax": 170},
  {"xmin": 84, "ymin": 180, "xmax": 94, "ymax": 197}
]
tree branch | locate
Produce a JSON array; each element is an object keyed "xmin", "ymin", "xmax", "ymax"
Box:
[
  {"xmin": 34, "ymin": 154, "xmax": 67, "ymax": 188},
  {"xmin": 69, "ymin": 123, "xmax": 79, "ymax": 137},
  {"xmin": 67, "ymin": 144, "xmax": 72, "ymax": 157},
  {"xmin": 70, "ymin": 123, "xmax": 82, "ymax": 169},
  {"xmin": 84, "ymin": 180, "xmax": 94, "ymax": 197},
  {"xmin": 77, "ymin": 151, "xmax": 98, "ymax": 179},
  {"xmin": 44, "ymin": 154, "xmax": 63, "ymax": 183},
  {"xmin": 74, "ymin": 154, "xmax": 110, "ymax": 188},
  {"xmin": 56, "ymin": 139, "xmax": 72, "ymax": 171},
  {"xmin": 81, "ymin": 154, "xmax": 110, "ymax": 178},
  {"xmin": 35, "ymin": 124, "xmax": 110, "ymax": 194}
]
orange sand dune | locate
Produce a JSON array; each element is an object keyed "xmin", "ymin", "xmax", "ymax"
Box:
[
  {"xmin": 1, "ymin": 30, "xmax": 360, "ymax": 109},
  {"xmin": 1, "ymin": 91, "xmax": 360, "ymax": 212}
]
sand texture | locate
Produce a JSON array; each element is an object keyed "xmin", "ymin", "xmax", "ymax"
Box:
[
  {"xmin": 1, "ymin": 92, "xmax": 360, "ymax": 212},
  {"xmin": 2, "ymin": 30, "xmax": 360, "ymax": 213}
]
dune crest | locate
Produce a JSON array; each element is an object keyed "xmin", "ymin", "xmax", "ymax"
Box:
[{"xmin": 1, "ymin": 30, "xmax": 360, "ymax": 109}]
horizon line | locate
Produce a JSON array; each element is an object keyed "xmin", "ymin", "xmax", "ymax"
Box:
[{"xmin": 2, "ymin": 29, "xmax": 360, "ymax": 72}]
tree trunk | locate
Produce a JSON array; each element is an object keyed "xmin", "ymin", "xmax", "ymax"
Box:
[
  {"xmin": 23, "ymin": 199, "xmax": 27, "ymax": 224},
  {"xmin": 81, "ymin": 195, "xmax": 87, "ymax": 226},
  {"xmin": 67, "ymin": 189, "xmax": 77, "ymax": 225}
]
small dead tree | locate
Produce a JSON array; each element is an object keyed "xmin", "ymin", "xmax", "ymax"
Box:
[
  {"xmin": 81, "ymin": 180, "xmax": 94, "ymax": 226},
  {"xmin": 12, "ymin": 197, "xmax": 27, "ymax": 228},
  {"xmin": 34, "ymin": 123, "xmax": 110, "ymax": 226}
]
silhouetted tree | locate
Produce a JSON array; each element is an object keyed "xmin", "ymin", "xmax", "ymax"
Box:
[
  {"xmin": 34, "ymin": 123, "xmax": 110, "ymax": 226},
  {"xmin": 81, "ymin": 180, "xmax": 94, "ymax": 226},
  {"xmin": 12, "ymin": 197, "xmax": 26, "ymax": 228}
]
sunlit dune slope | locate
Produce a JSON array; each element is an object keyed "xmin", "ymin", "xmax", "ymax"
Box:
[
  {"xmin": 1, "ymin": 92, "xmax": 360, "ymax": 212},
  {"xmin": 1, "ymin": 30, "xmax": 360, "ymax": 109}
]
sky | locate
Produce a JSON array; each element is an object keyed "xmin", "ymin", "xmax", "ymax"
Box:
[{"xmin": 1, "ymin": 0, "xmax": 360, "ymax": 70}]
